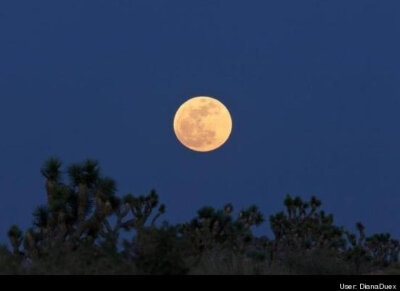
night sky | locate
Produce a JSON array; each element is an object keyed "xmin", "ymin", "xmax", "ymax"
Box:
[{"xmin": 1, "ymin": 1, "xmax": 400, "ymax": 243}]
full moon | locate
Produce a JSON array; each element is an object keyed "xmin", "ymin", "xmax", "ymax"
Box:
[{"xmin": 173, "ymin": 96, "xmax": 233, "ymax": 152}]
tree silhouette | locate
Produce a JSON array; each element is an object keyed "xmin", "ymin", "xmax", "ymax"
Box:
[{"xmin": 1, "ymin": 158, "xmax": 398, "ymax": 275}]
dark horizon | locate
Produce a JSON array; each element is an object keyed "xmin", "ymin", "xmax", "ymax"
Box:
[{"xmin": 1, "ymin": 0, "xmax": 400, "ymax": 245}]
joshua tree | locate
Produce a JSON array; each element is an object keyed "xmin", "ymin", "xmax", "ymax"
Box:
[
  {"xmin": 345, "ymin": 222, "xmax": 399, "ymax": 273},
  {"xmin": 40, "ymin": 157, "xmax": 62, "ymax": 207},
  {"xmin": 269, "ymin": 195, "xmax": 346, "ymax": 264},
  {"xmin": 120, "ymin": 189, "xmax": 166, "ymax": 231},
  {"xmin": 344, "ymin": 222, "xmax": 368, "ymax": 274},
  {"xmin": 179, "ymin": 203, "xmax": 264, "ymax": 256},
  {"xmin": 365, "ymin": 233, "xmax": 399, "ymax": 267},
  {"xmin": 120, "ymin": 190, "xmax": 167, "ymax": 260},
  {"xmin": 67, "ymin": 159, "xmax": 100, "ymax": 223},
  {"xmin": 7, "ymin": 225, "xmax": 22, "ymax": 255}
]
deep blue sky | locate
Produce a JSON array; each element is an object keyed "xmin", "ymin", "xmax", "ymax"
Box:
[{"xmin": 1, "ymin": 1, "xmax": 400, "ymax": 243}]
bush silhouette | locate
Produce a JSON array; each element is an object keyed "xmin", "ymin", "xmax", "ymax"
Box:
[{"xmin": 0, "ymin": 158, "xmax": 398, "ymax": 275}]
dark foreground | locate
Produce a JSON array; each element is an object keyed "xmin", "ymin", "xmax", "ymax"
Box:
[{"xmin": 1, "ymin": 158, "xmax": 399, "ymax": 275}]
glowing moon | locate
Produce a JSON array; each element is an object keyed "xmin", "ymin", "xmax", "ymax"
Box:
[{"xmin": 173, "ymin": 96, "xmax": 233, "ymax": 152}]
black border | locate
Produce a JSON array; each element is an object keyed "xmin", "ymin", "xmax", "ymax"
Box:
[{"xmin": 1, "ymin": 275, "xmax": 399, "ymax": 290}]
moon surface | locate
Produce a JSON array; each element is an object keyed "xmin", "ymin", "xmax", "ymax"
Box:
[{"xmin": 173, "ymin": 96, "xmax": 233, "ymax": 152}]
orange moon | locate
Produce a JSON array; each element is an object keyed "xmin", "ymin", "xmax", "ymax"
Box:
[{"xmin": 173, "ymin": 96, "xmax": 233, "ymax": 152}]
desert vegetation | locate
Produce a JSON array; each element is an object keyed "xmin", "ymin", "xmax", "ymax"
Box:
[{"xmin": 0, "ymin": 158, "xmax": 399, "ymax": 275}]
